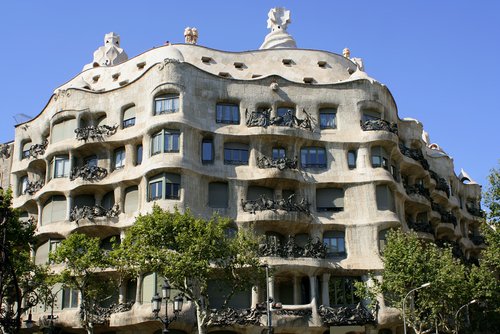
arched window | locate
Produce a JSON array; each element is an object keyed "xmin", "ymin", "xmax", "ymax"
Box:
[
  {"xmin": 371, "ymin": 146, "xmax": 389, "ymax": 169},
  {"xmin": 376, "ymin": 185, "xmax": 395, "ymax": 212},
  {"xmin": 21, "ymin": 141, "xmax": 31, "ymax": 160},
  {"xmin": 316, "ymin": 188, "xmax": 344, "ymax": 212},
  {"xmin": 151, "ymin": 129, "xmax": 180, "ymax": 155},
  {"xmin": 42, "ymin": 195, "xmax": 67, "ymax": 225},
  {"xmin": 122, "ymin": 105, "xmax": 136, "ymax": 128},
  {"xmin": 51, "ymin": 118, "xmax": 77, "ymax": 143},
  {"xmin": 124, "ymin": 185, "xmax": 139, "ymax": 213},
  {"xmin": 148, "ymin": 173, "xmax": 181, "ymax": 201}
]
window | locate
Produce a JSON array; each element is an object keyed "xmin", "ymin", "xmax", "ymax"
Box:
[
  {"xmin": 35, "ymin": 239, "xmax": 61, "ymax": 265},
  {"xmin": 391, "ymin": 164, "xmax": 399, "ymax": 181},
  {"xmin": 124, "ymin": 185, "xmax": 139, "ymax": 213},
  {"xmin": 154, "ymin": 94, "xmax": 179, "ymax": 115},
  {"xmin": 151, "ymin": 130, "xmax": 180, "ymax": 155},
  {"xmin": 347, "ymin": 150, "xmax": 357, "ymax": 169},
  {"xmin": 148, "ymin": 173, "xmax": 181, "ymax": 201},
  {"xmin": 123, "ymin": 105, "xmax": 136, "ymax": 128},
  {"xmin": 136, "ymin": 145, "xmax": 143, "ymax": 165},
  {"xmin": 62, "ymin": 287, "xmax": 79, "ymax": 309},
  {"xmin": 84, "ymin": 155, "xmax": 97, "ymax": 167},
  {"xmin": 41, "ymin": 195, "xmax": 67, "ymax": 225},
  {"xmin": 323, "ymin": 231, "xmax": 346, "ymax": 257},
  {"xmin": 376, "ymin": 185, "xmax": 395, "ymax": 212},
  {"xmin": 362, "ymin": 109, "xmax": 381, "ymax": 122},
  {"xmin": 272, "ymin": 148, "xmax": 286, "ymax": 160},
  {"xmin": 52, "ymin": 155, "xmax": 70, "ymax": 178},
  {"xmin": 224, "ymin": 143, "xmax": 249, "ymax": 165},
  {"xmin": 378, "ymin": 229, "xmax": 390, "ymax": 253},
  {"xmin": 371, "ymin": 146, "xmax": 389, "ymax": 169},
  {"xmin": 102, "ymin": 191, "xmax": 115, "ymax": 210},
  {"xmin": 247, "ymin": 186, "xmax": 274, "ymax": 201},
  {"xmin": 202, "ymin": 139, "xmax": 214, "ymax": 164},
  {"xmin": 319, "ymin": 108, "xmax": 337, "ymax": 129},
  {"xmin": 51, "ymin": 118, "xmax": 77, "ymax": 143},
  {"xmin": 329, "ymin": 277, "xmax": 360, "ymax": 306},
  {"xmin": 316, "ymin": 188, "xmax": 344, "ymax": 212},
  {"xmin": 277, "ymin": 107, "xmax": 294, "ymax": 117},
  {"xmin": 301, "ymin": 147, "xmax": 326, "ymax": 168},
  {"xmin": 21, "ymin": 141, "xmax": 31, "ymax": 160},
  {"xmin": 19, "ymin": 175, "xmax": 28, "ymax": 195},
  {"xmin": 216, "ymin": 103, "xmax": 240, "ymax": 124},
  {"xmin": 209, "ymin": 182, "xmax": 229, "ymax": 208},
  {"xmin": 114, "ymin": 148, "xmax": 125, "ymax": 169}
]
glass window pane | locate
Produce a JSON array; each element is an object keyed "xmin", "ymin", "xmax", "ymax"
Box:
[
  {"xmin": 202, "ymin": 140, "xmax": 213, "ymax": 162},
  {"xmin": 136, "ymin": 145, "xmax": 143, "ymax": 165}
]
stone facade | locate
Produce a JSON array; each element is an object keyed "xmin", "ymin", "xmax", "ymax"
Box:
[{"xmin": 1, "ymin": 7, "xmax": 484, "ymax": 334}]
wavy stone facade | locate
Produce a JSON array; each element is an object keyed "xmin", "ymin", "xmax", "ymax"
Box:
[{"xmin": 2, "ymin": 9, "xmax": 484, "ymax": 334}]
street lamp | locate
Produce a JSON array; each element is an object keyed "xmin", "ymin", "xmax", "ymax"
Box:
[
  {"xmin": 455, "ymin": 299, "xmax": 477, "ymax": 334},
  {"xmin": 151, "ymin": 279, "xmax": 184, "ymax": 334},
  {"xmin": 403, "ymin": 283, "xmax": 431, "ymax": 334}
]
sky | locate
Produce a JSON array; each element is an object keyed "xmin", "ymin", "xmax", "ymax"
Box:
[{"xmin": 0, "ymin": 1, "xmax": 499, "ymax": 190}]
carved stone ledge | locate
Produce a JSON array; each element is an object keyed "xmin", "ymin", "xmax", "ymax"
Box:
[
  {"xmin": 241, "ymin": 194, "xmax": 310, "ymax": 215},
  {"xmin": 0, "ymin": 144, "xmax": 11, "ymax": 159},
  {"xmin": 70, "ymin": 204, "xmax": 120, "ymax": 222},
  {"xmin": 245, "ymin": 108, "xmax": 314, "ymax": 131},
  {"xmin": 23, "ymin": 180, "xmax": 44, "ymax": 195},
  {"xmin": 360, "ymin": 119, "xmax": 398, "ymax": 135},
  {"xmin": 206, "ymin": 308, "xmax": 262, "ymax": 327},
  {"xmin": 318, "ymin": 304, "xmax": 375, "ymax": 326},
  {"xmin": 29, "ymin": 140, "xmax": 48, "ymax": 158},
  {"xmin": 259, "ymin": 235, "xmax": 326, "ymax": 259},
  {"xmin": 257, "ymin": 156, "xmax": 298, "ymax": 170},
  {"xmin": 75, "ymin": 125, "xmax": 118, "ymax": 141},
  {"xmin": 70, "ymin": 165, "xmax": 108, "ymax": 181},
  {"xmin": 399, "ymin": 144, "xmax": 429, "ymax": 170}
]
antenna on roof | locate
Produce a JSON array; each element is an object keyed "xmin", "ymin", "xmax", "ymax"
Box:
[{"xmin": 13, "ymin": 113, "xmax": 32, "ymax": 124}]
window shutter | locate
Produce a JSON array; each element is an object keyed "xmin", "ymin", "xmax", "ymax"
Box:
[
  {"xmin": 124, "ymin": 186, "xmax": 139, "ymax": 213},
  {"xmin": 123, "ymin": 106, "xmax": 136, "ymax": 120},
  {"xmin": 35, "ymin": 241, "xmax": 50, "ymax": 265},
  {"xmin": 247, "ymin": 186, "xmax": 273, "ymax": 201},
  {"xmin": 209, "ymin": 182, "xmax": 228, "ymax": 208}
]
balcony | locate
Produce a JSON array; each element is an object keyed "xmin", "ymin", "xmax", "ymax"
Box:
[
  {"xmin": 259, "ymin": 236, "xmax": 327, "ymax": 259},
  {"xmin": 430, "ymin": 170, "xmax": 450, "ymax": 197},
  {"xmin": 70, "ymin": 165, "xmax": 108, "ymax": 182},
  {"xmin": 257, "ymin": 156, "xmax": 298, "ymax": 170},
  {"xmin": 431, "ymin": 201, "xmax": 457, "ymax": 226},
  {"xmin": 69, "ymin": 204, "xmax": 120, "ymax": 222},
  {"xmin": 470, "ymin": 235, "xmax": 485, "ymax": 246},
  {"xmin": 360, "ymin": 119, "xmax": 398, "ymax": 135},
  {"xmin": 75, "ymin": 125, "xmax": 118, "ymax": 141},
  {"xmin": 206, "ymin": 308, "xmax": 262, "ymax": 327},
  {"xmin": 0, "ymin": 144, "xmax": 11, "ymax": 159},
  {"xmin": 241, "ymin": 194, "xmax": 310, "ymax": 215},
  {"xmin": 28, "ymin": 139, "xmax": 49, "ymax": 159},
  {"xmin": 399, "ymin": 144, "xmax": 429, "ymax": 170},
  {"xmin": 23, "ymin": 180, "xmax": 44, "ymax": 195},
  {"xmin": 318, "ymin": 304, "xmax": 375, "ymax": 326},
  {"xmin": 404, "ymin": 183, "xmax": 431, "ymax": 201},
  {"xmin": 466, "ymin": 202, "xmax": 484, "ymax": 218},
  {"xmin": 407, "ymin": 219, "xmax": 434, "ymax": 234},
  {"xmin": 245, "ymin": 108, "xmax": 314, "ymax": 131}
]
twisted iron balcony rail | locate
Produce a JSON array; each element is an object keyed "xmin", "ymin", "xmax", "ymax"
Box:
[{"xmin": 360, "ymin": 119, "xmax": 398, "ymax": 135}]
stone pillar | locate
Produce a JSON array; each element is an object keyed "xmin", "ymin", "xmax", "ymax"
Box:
[
  {"xmin": 136, "ymin": 274, "xmax": 143, "ymax": 304},
  {"xmin": 119, "ymin": 284, "xmax": 126, "ymax": 304},
  {"xmin": 358, "ymin": 145, "xmax": 369, "ymax": 169},
  {"xmin": 37, "ymin": 202, "xmax": 43, "ymax": 228},
  {"xmin": 66, "ymin": 195, "xmax": 73, "ymax": 221},
  {"xmin": 309, "ymin": 275, "xmax": 317, "ymax": 305},
  {"xmin": 125, "ymin": 143, "xmax": 134, "ymax": 168},
  {"xmin": 322, "ymin": 273, "xmax": 330, "ymax": 307},
  {"xmin": 268, "ymin": 275, "xmax": 275, "ymax": 303},
  {"xmin": 293, "ymin": 276, "xmax": 301, "ymax": 305}
]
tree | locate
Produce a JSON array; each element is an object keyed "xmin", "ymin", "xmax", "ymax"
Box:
[
  {"xmin": 115, "ymin": 205, "xmax": 262, "ymax": 334},
  {"xmin": 49, "ymin": 233, "xmax": 115, "ymax": 334},
  {"xmin": 0, "ymin": 187, "xmax": 37, "ymax": 333},
  {"xmin": 484, "ymin": 162, "xmax": 500, "ymax": 225}
]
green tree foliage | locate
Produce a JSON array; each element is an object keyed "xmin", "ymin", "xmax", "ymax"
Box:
[
  {"xmin": 114, "ymin": 205, "xmax": 262, "ymax": 334},
  {"xmin": 50, "ymin": 233, "xmax": 114, "ymax": 334},
  {"xmin": 0, "ymin": 187, "xmax": 37, "ymax": 333},
  {"xmin": 484, "ymin": 163, "xmax": 500, "ymax": 225}
]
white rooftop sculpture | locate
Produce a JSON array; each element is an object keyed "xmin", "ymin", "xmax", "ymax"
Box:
[
  {"xmin": 260, "ymin": 7, "xmax": 297, "ymax": 49},
  {"xmin": 83, "ymin": 32, "xmax": 128, "ymax": 71}
]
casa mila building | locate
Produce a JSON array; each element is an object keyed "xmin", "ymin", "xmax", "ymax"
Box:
[{"xmin": 0, "ymin": 7, "xmax": 485, "ymax": 334}]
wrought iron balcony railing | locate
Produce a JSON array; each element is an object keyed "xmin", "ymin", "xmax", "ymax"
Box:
[
  {"xmin": 28, "ymin": 140, "xmax": 48, "ymax": 159},
  {"xmin": 399, "ymin": 143, "xmax": 429, "ymax": 170},
  {"xmin": 23, "ymin": 180, "xmax": 44, "ymax": 195},
  {"xmin": 75, "ymin": 125, "xmax": 118, "ymax": 141},
  {"xmin": 259, "ymin": 236, "xmax": 327, "ymax": 259},
  {"xmin": 429, "ymin": 170, "xmax": 451, "ymax": 197},
  {"xmin": 404, "ymin": 183, "xmax": 431, "ymax": 201},
  {"xmin": 206, "ymin": 308, "xmax": 262, "ymax": 327},
  {"xmin": 70, "ymin": 165, "xmax": 108, "ymax": 181},
  {"xmin": 407, "ymin": 219, "xmax": 434, "ymax": 234},
  {"xmin": 241, "ymin": 194, "xmax": 310, "ymax": 214},
  {"xmin": 318, "ymin": 304, "xmax": 375, "ymax": 326},
  {"xmin": 360, "ymin": 119, "xmax": 398, "ymax": 135},
  {"xmin": 0, "ymin": 144, "xmax": 11, "ymax": 159},
  {"xmin": 246, "ymin": 108, "xmax": 314, "ymax": 131},
  {"xmin": 70, "ymin": 204, "xmax": 119, "ymax": 222},
  {"xmin": 257, "ymin": 156, "xmax": 298, "ymax": 170}
]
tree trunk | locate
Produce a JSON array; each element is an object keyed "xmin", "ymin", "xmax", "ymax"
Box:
[{"xmin": 195, "ymin": 305, "xmax": 207, "ymax": 334}]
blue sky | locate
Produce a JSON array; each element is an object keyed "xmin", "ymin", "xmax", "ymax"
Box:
[{"xmin": 0, "ymin": 1, "xmax": 499, "ymax": 189}]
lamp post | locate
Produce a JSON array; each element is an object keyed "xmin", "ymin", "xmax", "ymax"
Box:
[
  {"xmin": 455, "ymin": 299, "xmax": 477, "ymax": 334},
  {"xmin": 151, "ymin": 279, "xmax": 184, "ymax": 334},
  {"xmin": 402, "ymin": 283, "xmax": 431, "ymax": 334}
]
